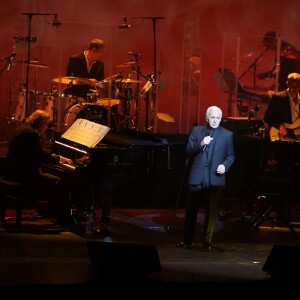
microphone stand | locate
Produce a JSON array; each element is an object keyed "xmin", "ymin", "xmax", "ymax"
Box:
[
  {"xmin": 238, "ymin": 47, "xmax": 269, "ymax": 90},
  {"xmin": 129, "ymin": 53, "xmax": 142, "ymax": 129},
  {"xmin": 131, "ymin": 69, "xmax": 155, "ymax": 131},
  {"xmin": 21, "ymin": 12, "xmax": 57, "ymax": 117},
  {"xmin": 131, "ymin": 16, "xmax": 165, "ymax": 132}
]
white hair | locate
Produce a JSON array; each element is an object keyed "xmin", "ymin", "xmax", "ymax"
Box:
[{"xmin": 205, "ymin": 106, "xmax": 222, "ymax": 120}]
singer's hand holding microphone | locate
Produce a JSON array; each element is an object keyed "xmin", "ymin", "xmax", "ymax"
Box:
[{"xmin": 201, "ymin": 133, "xmax": 213, "ymax": 148}]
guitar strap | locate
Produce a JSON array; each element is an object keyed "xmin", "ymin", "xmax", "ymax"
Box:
[{"xmin": 290, "ymin": 93, "xmax": 300, "ymax": 122}]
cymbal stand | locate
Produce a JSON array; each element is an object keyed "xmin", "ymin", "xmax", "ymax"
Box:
[
  {"xmin": 119, "ymin": 85, "xmax": 133, "ymax": 129},
  {"xmin": 124, "ymin": 16, "xmax": 165, "ymax": 132},
  {"xmin": 128, "ymin": 54, "xmax": 142, "ymax": 129},
  {"xmin": 144, "ymin": 90, "xmax": 150, "ymax": 130},
  {"xmin": 32, "ymin": 62, "xmax": 40, "ymax": 112},
  {"xmin": 132, "ymin": 68, "xmax": 154, "ymax": 131},
  {"xmin": 0, "ymin": 51, "xmax": 17, "ymax": 139}
]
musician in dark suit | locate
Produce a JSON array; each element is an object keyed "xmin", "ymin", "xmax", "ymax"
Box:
[
  {"xmin": 177, "ymin": 106, "xmax": 235, "ymax": 250},
  {"xmin": 4, "ymin": 110, "xmax": 75, "ymax": 227},
  {"xmin": 64, "ymin": 38, "xmax": 107, "ymax": 100},
  {"xmin": 264, "ymin": 72, "xmax": 300, "ymax": 139}
]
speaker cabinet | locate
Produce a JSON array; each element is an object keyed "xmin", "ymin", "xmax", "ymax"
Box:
[
  {"xmin": 86, "ymin": 241, "xmax": 161, "ymax": 282},
  {"xmin": 263, "ymin": 245, "xmax": 300, "ymax": 280}
]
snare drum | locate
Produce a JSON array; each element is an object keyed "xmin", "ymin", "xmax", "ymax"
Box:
[
  {"xmin": 96, "ymin": 98, "xmax": 120, "ymax": 107},
  {"xmin": 86, "ymin": 92, "xmax": 98, "ymax": 103},
  {"xmin": 63, "ymin": 103, "xmax": 117, "ymax": 131}
]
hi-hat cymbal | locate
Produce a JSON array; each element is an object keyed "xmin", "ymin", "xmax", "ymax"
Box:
[
  {"xmin": 121, "ymin": 78, "xmax": 142, "ymax": 84},
  {"xmin": 52, "ymin": 76, "xmax": 92, "ymax": 85},
  {"xmin": 116, "ymin": 61, "xmax": 147, "ymax": 68},
  {"xmin": 18, "ymin": 60, "xmax": 50, "ymax": 69}
]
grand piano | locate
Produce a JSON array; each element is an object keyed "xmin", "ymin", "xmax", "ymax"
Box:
[{"xmin": 43, "ymin": 126, "xmax": 170, "ymax": 211}]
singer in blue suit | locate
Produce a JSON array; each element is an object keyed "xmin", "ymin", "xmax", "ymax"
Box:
[{"xmin": 177, "ymin": 106, "xmax": 235, "ymax": 250}]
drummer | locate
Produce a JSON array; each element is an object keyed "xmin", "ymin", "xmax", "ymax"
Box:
[{"xmin": 64, "ymin": 38, "xmax": 107, "ymax": 101}]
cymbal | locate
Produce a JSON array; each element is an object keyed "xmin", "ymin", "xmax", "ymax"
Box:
[
  {"xmin": 121, "ymin": 78, "xmax": 142, "ymax": 84},
  {"xmin": 18, "ymin": 60, "xmax": 50, "ymax": 69},
  {"xmin": 52, "ymin": 76, "xmax": 92, "ymax": 85},
  {"xmin": 116, "ymin": 61, "xmax": 147, "ymax": 68}
]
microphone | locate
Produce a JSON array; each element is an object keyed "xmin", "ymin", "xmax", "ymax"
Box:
[
  {"xmin": 202, "ymin": 131, "xmax": 213, "ymax": 152},
  {"xmin": 118, "ymin": 16, "xmax": 131, "ymax": 29},
  {"xmin": 3, "ymin": 53, "xmax": 16, "ymax": 61},
  {"xmin": 128, "ymin": 51, "xmax": 142, "ymax": 56},
  {"xmin": 51, "ymin": 14, "xmax": 62, "ymax": 28}
]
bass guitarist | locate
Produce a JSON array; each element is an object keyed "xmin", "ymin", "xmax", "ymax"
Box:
[{"xmin": 264, "ymin": 72, "xmax": 300, "ymax": 140}]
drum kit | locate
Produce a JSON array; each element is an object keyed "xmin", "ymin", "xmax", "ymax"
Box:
[
  {"xmin": 13, "ymin": 60, "xmax": 54, "ymax": 123},
  {"xmin": 13, "ymin": 59, "xmax": 150, "ymax": 132}
]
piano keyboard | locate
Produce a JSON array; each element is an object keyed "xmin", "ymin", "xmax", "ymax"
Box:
[{"xmin": 61, "ymin": 163, "xmax": 76, "ymax": 171}]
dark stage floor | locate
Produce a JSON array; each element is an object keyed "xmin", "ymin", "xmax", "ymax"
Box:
[
  {"xmin": 1, "ymin": 203, "xmax": 300, "ymax": 295},
  {"xmin": 1, "ymin": 135, "xmax": 300, "ymax": 296}
]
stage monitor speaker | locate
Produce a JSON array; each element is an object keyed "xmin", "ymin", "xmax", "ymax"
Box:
[
  {"xmin": 262, "ymin": 244, "xmax": 300, "ymax": 280},
  {"xmin": 86, "ymin": 241, "xmax": 161, "ymax": 282}
]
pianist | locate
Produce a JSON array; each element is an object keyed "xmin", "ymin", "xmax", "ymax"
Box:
[{"xmin": 4, "ymin": 110, "xmax": 75, "ymax": 227}]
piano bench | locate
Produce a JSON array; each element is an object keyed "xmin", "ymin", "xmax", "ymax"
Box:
[{"xmin": 0, "ymin": 177, "xmax": 26, "ymax": 228}]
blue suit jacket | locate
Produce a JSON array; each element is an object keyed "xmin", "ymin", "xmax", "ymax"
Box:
[{"xmin": 186, "ymin": 125, "xmax": 235, "ymax": 187}]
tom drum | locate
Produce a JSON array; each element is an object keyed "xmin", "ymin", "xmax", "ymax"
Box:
[
  {"xmin": 95, "ymin": 80, "xmax": 119, "ymax": 99},
  {"xmin": 61, "ymin": 94, "xmax": 82, "ymax": 112},
  {"xmin": 14, "ymin": 91, "xmax": 26, "ymax": 122},
  {"xmin": 27, "ymin": 90, "xmax": 47, "ymax": 115}
]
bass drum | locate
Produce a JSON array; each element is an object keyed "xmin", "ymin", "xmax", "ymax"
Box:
[{"xmin": 63, "ymin": 103, "xmax": 118, "ymax": 131}]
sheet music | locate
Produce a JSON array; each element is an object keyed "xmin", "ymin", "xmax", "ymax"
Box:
[{"xmin": 61, "ymin": 118, "xmax": 110, "ymax": 148}]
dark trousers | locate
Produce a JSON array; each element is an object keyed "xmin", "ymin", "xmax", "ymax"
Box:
[{"xmin": 183, "ymin": 185, "xmax": 224, "ymax": 245}]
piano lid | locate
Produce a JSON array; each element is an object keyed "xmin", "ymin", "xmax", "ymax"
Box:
[{"xmin": 103, "ymin": 128, "xmax": 169, "ymax": 147}]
